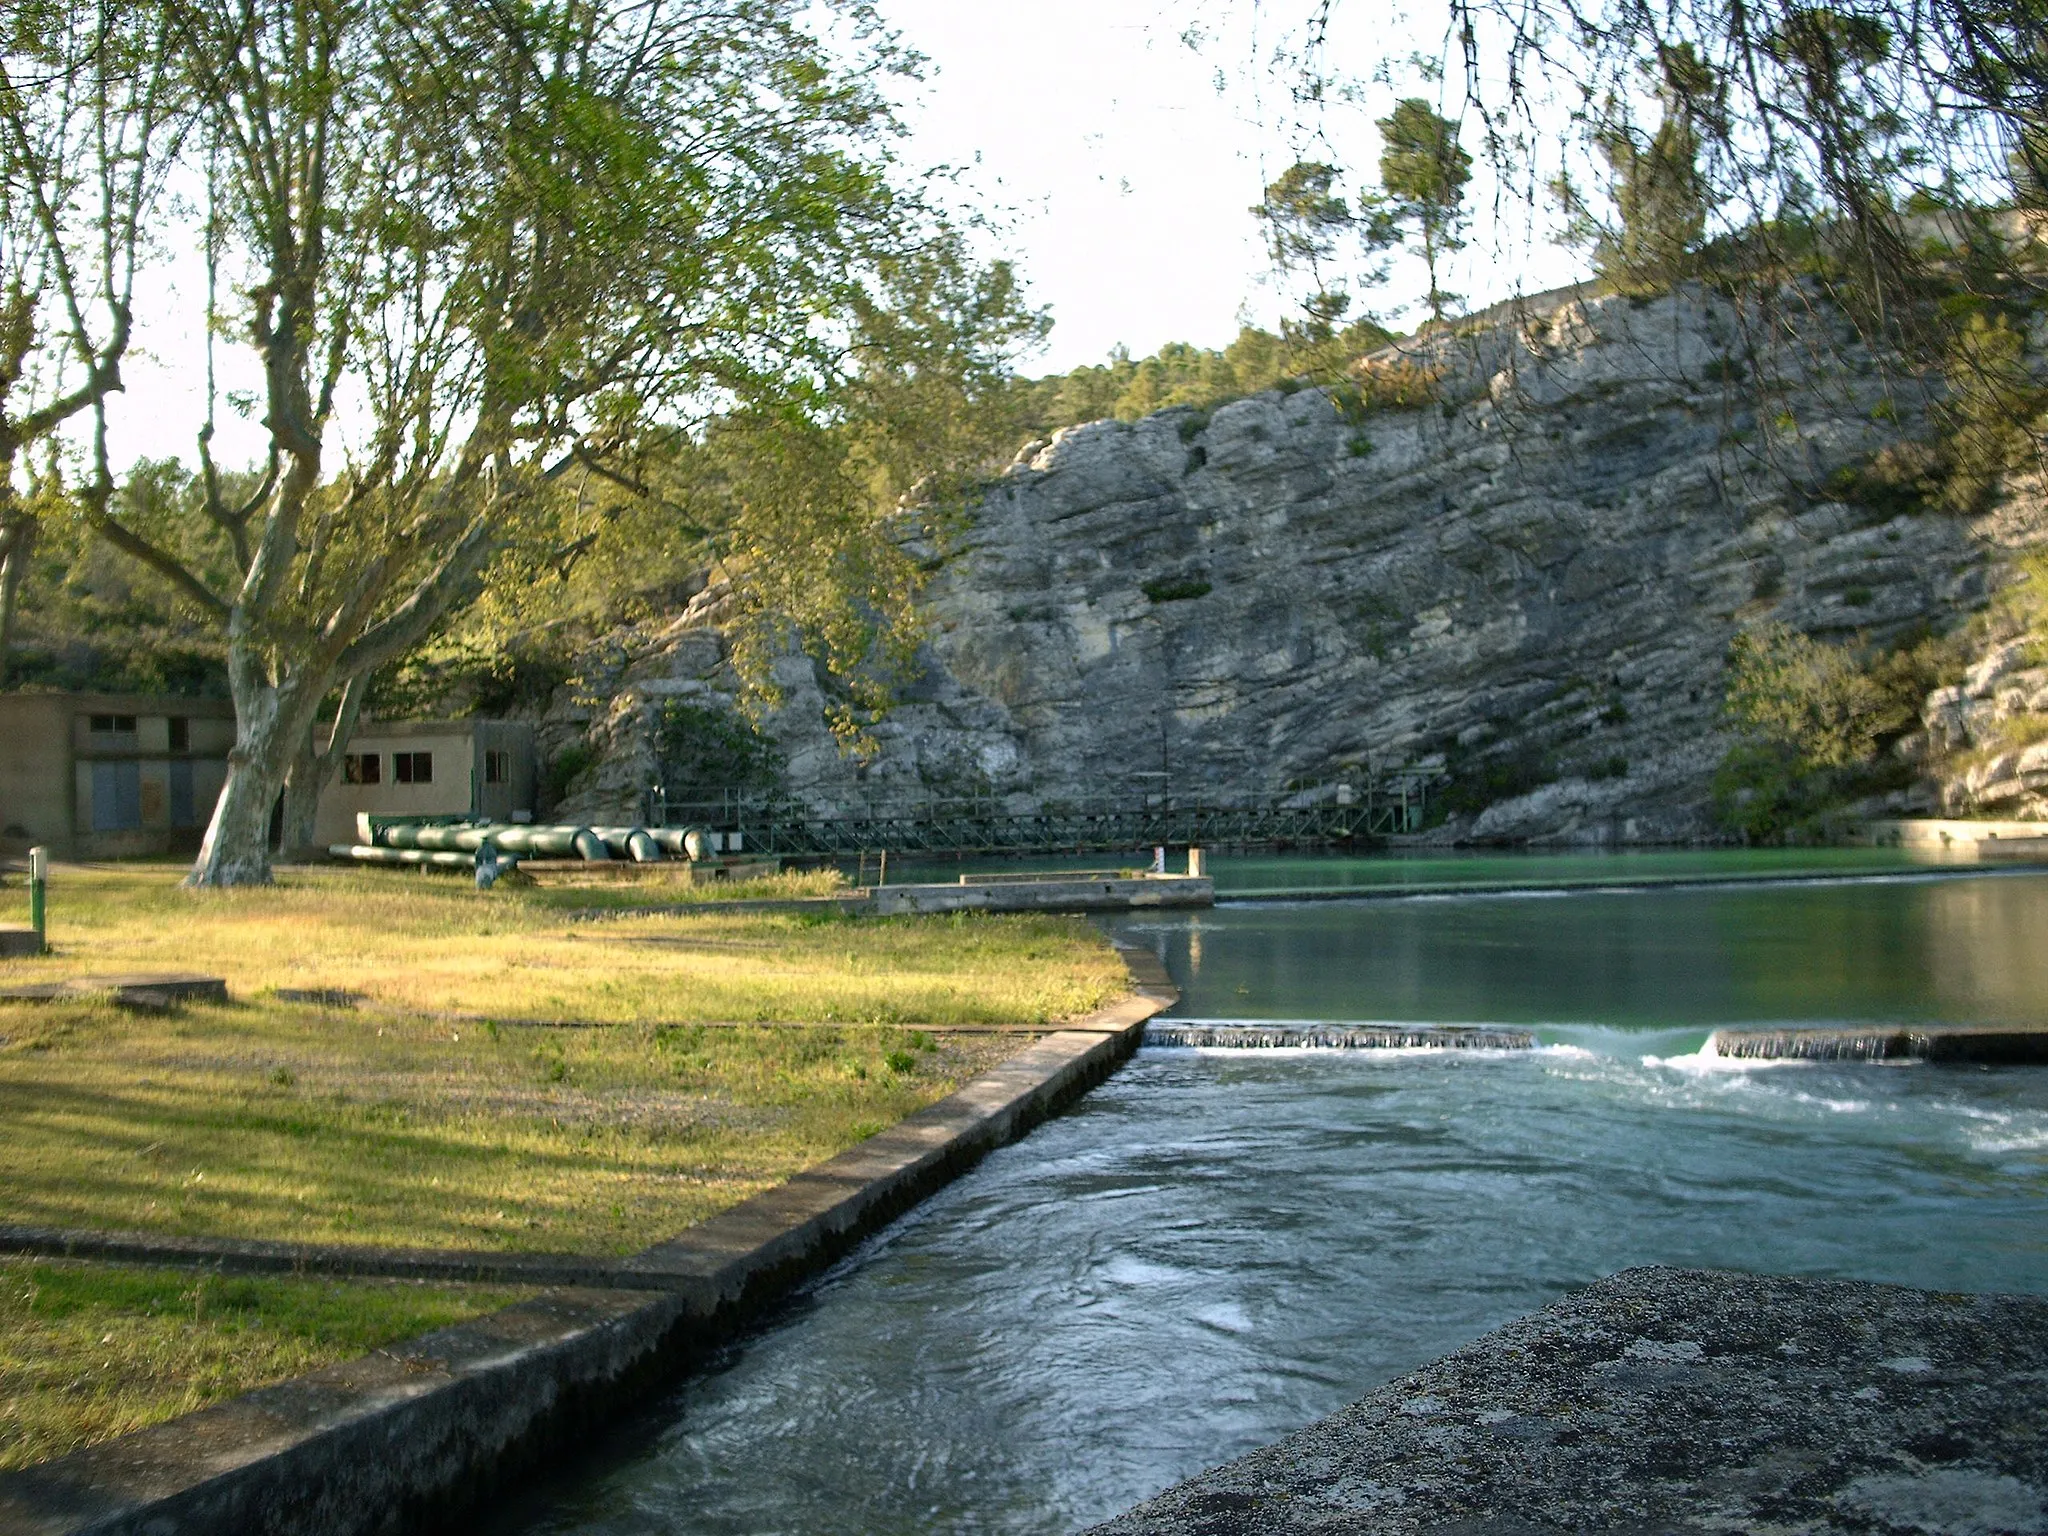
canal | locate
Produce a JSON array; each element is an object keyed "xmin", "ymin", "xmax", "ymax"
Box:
[{"xmin": 489, "ymin": 859, "xmax": 2048, "ymax": 1536}]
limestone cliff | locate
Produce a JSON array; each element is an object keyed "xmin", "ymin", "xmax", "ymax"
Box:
[{"xmin": 546, "ymin": 284, "xmax": 2045, "ymax": 843}]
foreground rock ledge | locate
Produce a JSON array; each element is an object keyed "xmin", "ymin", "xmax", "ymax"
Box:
[{"xmin": 1087, "ymin": 1267, "xmax": 2048, "ymax": 1536}]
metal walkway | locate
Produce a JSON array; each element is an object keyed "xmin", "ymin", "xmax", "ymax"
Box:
[{"xmin": 652, "ymin": 775, "xmax": 1432, "ymax": 858}]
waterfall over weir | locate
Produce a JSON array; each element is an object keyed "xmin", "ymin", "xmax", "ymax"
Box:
[
  {"xmin": 1144, "ymin": 1022, "xmax": 1536, "ymax": 1050},
  {"xmin": 1709, "ymin": 1025, "xmax": 2048, "ymax": 1064}
]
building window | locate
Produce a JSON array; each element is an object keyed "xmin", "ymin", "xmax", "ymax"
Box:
[
  {"xmin": 168, "ymin": 716, "xmax": 190, "ymax": 752},
  {"xmin": 343, "ymin": 752, "xmax": 382, "ymax": 785},
  {"xmin": 394, "ymin": 751, "xmax": 433, "ymax": 785},
  {"xmin": 484, "ymin": 749, "xmax": 510, "ymax": 785},
  {"xmin": 91, "ymin": 761, "xmax": 142, "ymax": 830},
  {"xmin": 88, "ymin": 713, "xmax": 138, "ymax": 736}
]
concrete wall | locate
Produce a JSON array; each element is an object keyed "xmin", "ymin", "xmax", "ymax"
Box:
[
  {"xmin": 0, "ymin": 694, "xmax": 234, "ymax": 856},
  {"xmin": 0, "ymin": 696, "xmax": 73, "ymax": 848},
  {"xmin": 314, "ymin": 721, "xmax": 536, "ymax": 846}
]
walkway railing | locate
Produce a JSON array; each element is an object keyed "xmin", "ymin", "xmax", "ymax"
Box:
[{"xmin": 650, "ymin": 774, "xmax": 1432, "ymax": 857}]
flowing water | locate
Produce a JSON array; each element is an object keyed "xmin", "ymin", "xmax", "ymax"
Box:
[{"xmin": 491, "ymin": 861, "xmax": 2048, "ymax": 1536}]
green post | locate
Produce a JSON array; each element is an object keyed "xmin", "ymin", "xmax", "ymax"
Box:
[{"xmin": 29, "ymin": 846, "xmax": 47, "ymax": 953}]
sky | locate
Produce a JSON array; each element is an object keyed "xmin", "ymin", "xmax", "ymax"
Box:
[
  {"xmin": 880, "ymin": 0, "xmax": 1583, "ymax": 374},
  {"xmin": 100, "ymin": 1, "xmax": 1588, "ymax": 471}
]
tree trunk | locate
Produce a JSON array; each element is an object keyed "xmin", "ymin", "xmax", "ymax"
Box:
[
  {"xmin": 278, "ymin": 729, "xmax": 326, "ymax": 860},
  {"xmin": 0, "ymin": 507, "xmax": 37, "ymax": 686},
  {"xmin": 188, "ymin": 672, "xmax": 329, "ymax": 887},
  {"xmin": 279, "ymin": 671, "xmax": 369, "ymax": 857}
]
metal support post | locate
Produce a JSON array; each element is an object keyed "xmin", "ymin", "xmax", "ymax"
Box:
[{"xmin": 29, "ymin": 846, "xmax": 47, "ymax": 953}]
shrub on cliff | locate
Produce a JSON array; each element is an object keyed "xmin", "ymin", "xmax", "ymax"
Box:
[{"xmin": 1715, "ymin": 623, "xmax": 1957, "ymax": 837}]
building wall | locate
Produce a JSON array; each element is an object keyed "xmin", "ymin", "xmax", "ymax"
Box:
[
  {"xmin": 0, "ymin": 693, "xmax": 234, "ymax": 857},
  {"xmin": 0, "ymin": 695, "xmax": 75, "ymax": 849},
  {"xmin": 313, "ymin": 722, "xmax": 536, "ymax": 846},
  {"xmin": 473, "ymin": 721, "xmax": 538, "ymax": 826}
]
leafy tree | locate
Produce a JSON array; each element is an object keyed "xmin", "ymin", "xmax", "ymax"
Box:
[
  {"xmin": 1254, "ymin": 160, "xmax": 1397, "ymax": 328},
  {"xmin": 0, "ymin": 4, "xmax": 182, "ymax": 678},
  {"xmin": 1376, "ymin": 100, "xmax": 1472, "ymax": 323},
  {"xmin": 1009, "ymin": 315, "xmax": 1391, "ymax": 440},
  {"xmin": 1260, "ymin": 0, "xmax": 2047, "ymax": 466},
  {"xmin": 1559, "ymin": 46, "xmax": 1722, "ymax": 295},
  {"xmin": 50, "ymin": 0, "xmax": 999, "ymax": 884},
  {"xmin": 1724, "ymin": 623, "xmax": 1905, "ymax": 769}
]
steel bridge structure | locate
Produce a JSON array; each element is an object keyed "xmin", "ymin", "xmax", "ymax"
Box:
[{"xmin": 653, "ymin": 774, "xmax": 1433, "ymax": 859}]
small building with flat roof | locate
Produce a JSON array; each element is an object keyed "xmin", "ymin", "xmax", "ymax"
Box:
[
  {"xmin": 0, "ymin": 692, "xmax": 236, "ymax": 858},
  {"xmin": 311, "ymin": 719, "xmax": 536, "ymax": 847}
]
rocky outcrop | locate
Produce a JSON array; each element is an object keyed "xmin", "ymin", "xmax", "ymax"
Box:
[
  {"xmin": 1917, "ymin": 517, "xmax": 2048, "ymax": 820},
  {"xmin": 548, "ymin": 284, "xmax": 2043, "ymax": 843}
]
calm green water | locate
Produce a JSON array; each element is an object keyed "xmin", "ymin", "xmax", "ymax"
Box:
[
  {"xmin": 1175, "ymin": 865, "xmax": 2048, "ymax": 1033},
  {"xmin": 490, "ymin": 864, "xmax": 2048, "ymax": 1536},
  {"xmin": 1208, "ymin": 844, "xmax": 1966, "ymax": 893}
]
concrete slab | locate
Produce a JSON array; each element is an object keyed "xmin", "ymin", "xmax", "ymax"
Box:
[
  {"xmin": 0, "ymin": 926, "xmax": 45, "ymax": 957},
  {"xmin": 0, "ymin": 973, "xmax": 226, "ymax": 1008},
  {"xmin": 1085, "ymin": 1267, "xmax": 2048, "ymax": 1536}
]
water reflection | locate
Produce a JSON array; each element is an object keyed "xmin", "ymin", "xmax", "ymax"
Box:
[{"xmin": 1148, "ymin": 871, "xmax": 2048, "ymax": 1028}]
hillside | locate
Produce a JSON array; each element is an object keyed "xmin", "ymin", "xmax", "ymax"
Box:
[{"xmin": 541, "ymin": 281, "xmax": 2045, "ymax": 843}]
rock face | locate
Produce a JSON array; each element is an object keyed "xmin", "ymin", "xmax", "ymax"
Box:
[
  {"xmin": 551, "ymin": 285, "xmax": 2043, "ymax": 843},
  {"xmin": 1919, "ymin": 587, "xmax": 2048, "ymax": 820}
]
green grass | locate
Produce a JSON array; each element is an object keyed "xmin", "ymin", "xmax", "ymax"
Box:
[
  {"xmin": 0, "ymin": 864, "xmax": 1127, "ymax": 1473},
  {"xmin": 0, "ymin": 866, "xmax": 1127, "ymax": 1254},
  {"xmin": 0, "ymin": 1256, "xmax": 526, "ymax": 1472}
]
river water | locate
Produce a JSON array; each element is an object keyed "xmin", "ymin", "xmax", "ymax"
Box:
[{"xmin": 491, "ymin": 861, "xmax": 2048, "ymax": 1536}]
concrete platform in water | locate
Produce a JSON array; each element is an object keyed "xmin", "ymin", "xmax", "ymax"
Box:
[{"xmin": 1088, "ymin": 1267, "xmax": 2048, "ymax": 1536}]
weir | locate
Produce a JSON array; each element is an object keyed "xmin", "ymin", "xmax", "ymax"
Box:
[
  {"xmin": 1144, "ymin": 1022, "xmax": 1536, "ymax": 1050},
  {"xmin": 1710, "ymin": 1023, "xmax": 2048, "ymax": 1064}
]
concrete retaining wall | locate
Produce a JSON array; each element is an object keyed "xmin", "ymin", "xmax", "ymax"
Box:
[
  {"xmin": 869, "ymin": 875, "xmax": 1211, "ymax": 915},
  {"xmin": 0, "ymin": 981, "xmax": 1171, "ymax": 1536}
]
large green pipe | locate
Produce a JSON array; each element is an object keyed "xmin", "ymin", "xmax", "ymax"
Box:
[
  {"xmin": 378, "ymin": 823, "xmax": 500, "ymax": 852},
  {"xmin": 491, "ymin": 826, "xmax": 586, "ymax": 858},
  {"xmin": 592, "ymin": 826, "xmax": 665, "ymax": 863},
  {"xmin": 331, "ymin": 845, "xmax": 475, "ymax": 869},
  {"xmin": 650, "ymin": 826, "xmax": 713, "ymax": 861},
  {"xmin": 365, "ymin": 819, "xmax": 626, "ymax": 861}
]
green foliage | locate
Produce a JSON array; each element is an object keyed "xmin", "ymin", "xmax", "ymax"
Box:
[
  {"xmin": 1823, "ymin": 439, "xmax": 1948, "ymax": 516},
  {"xmin": 1377, "ymin": 100, "xmax": 1472, "ymax": 322},
  {"xmin": 1724, "ymin": 623, "xmax": 1906, "ymax": 769},
  {"xmin": 1714, "ymin": 622, "xmax": 1962, "ymax": 837},
  {"xmin": 6, "ymin": 463, "xmax": 234, "ymax": 696},
  {"xmin": 1346, "ymin": 353, "xmax": 1446, "ymax": 412},
  {"xmin": 540, "ymin": 745, "xmax": 597, "ymax": 811},
  {"xmin": 1938, "ymin": 312, "xmax": 2047, "ymax": 515},
  {"xmin": 653, "ymin": 700, "xmax": 782, "ymax": 796},
  {"xmin": 1566, "ymin": 48, "xmax": 1719, "ymax": 297},
  {"xmin": 1142, "ymin": 576, "xmax": 1214, "ymax": 603},
  {"xmin": 1008, "ymin": 317, "xmax": 1393, "ymax": 441},
  {"xmin": 1434, "ymin": 744, "xmax": 1560, "ymax": 821},
  {"xmin": 1253, "ymin": 160, "xmax": 1398, "ymax": 342}
]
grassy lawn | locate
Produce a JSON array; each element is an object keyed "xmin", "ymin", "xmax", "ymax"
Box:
[
  {"xmin": 0, "ymin": 864, "xmax": 1128, "ymax": 1254},
  {"xmin": 0, "ymin": 1256, "xmax": 526, "ymax": 1472}
]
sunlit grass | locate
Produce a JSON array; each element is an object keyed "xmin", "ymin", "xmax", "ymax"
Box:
[
  {"xmin": 0, "ymin": 865, "xmax": 1127, "ymax": 1254},
  {"xmin": 5, "ymin": 863, "xmax": 1121, "ymax": 1026},
  {"xmin": 0, "ymin": 1256, "xmax": 525, "ymax": 1472}
]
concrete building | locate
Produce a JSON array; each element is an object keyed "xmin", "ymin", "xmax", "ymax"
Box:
[
  {"xmin": 0, "ymin": 692, "xmax": 236, "ymax": 858},
  {"xmin": 311, "ymin": 719, "xmax": 536, "ymax": 846}
]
